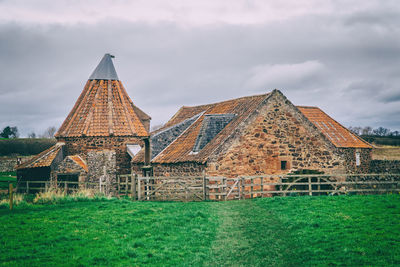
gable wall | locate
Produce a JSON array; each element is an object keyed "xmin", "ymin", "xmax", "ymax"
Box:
[{"xmin": 205, "ymin": 92, "xmax": 347, "ymax": 177}]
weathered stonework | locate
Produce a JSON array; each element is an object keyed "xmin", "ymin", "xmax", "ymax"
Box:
[
  {"xmin": 132, "ymin": 162, "xmax": 205, "ymax": 177},
  {"xmin": 0, "ymin": 157, "xmax": 19, "ymax": 172},
  {"xmin": 338, "ymin": 148, "xmax": 372, "ymax": 173},
  {"xmin": 87, "ymin": 150, "xmax": 116, "ymax": 194},
  {"xmin": 369, "ymin": 160, "xmax": 400, "ymax": 173},
  {"xmin": 57, "ymin": 136, "xmax": 143, "ymax": 174},
  {"xmin": 206, "ymin": 93, "xmax": 349, "ymax": 177},
  {"xmin": 53, "ymin": 156, "xmax": 88, "ymax": 183}
]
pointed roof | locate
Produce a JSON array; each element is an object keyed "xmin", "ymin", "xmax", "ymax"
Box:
[
  {"xmin": 89, "ymin": 53, "xmax": 119, "ymax": 80},
  {"xmin": 55, "ymin": 54, "xmax": 149, "ymax": 138}
]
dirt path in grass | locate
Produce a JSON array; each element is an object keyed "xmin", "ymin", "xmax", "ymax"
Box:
[{"xmin": 207, "ymin": 199, "xmax": 298, "ymax": 267}]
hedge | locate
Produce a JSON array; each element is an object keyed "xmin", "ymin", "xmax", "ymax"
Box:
[
  {"xmin": 361, "ymin": 135, "xmax": 400, "ymax": 146},
  {"xmin": 0, "ymin": 138, "xmax": 57, "ymax": 156}
]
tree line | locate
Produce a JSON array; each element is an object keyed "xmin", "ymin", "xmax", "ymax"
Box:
[
  {"xmin": 348, "ymin": 126, "xmax": 400, "ymax": 137},
  {"xmin": 0, "ymin": 126, "xmax": 57, "ymax": 139}
]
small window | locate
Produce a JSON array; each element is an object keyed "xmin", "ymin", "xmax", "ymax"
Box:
[
  {"xmin": 281, "ymin": 161, "xmax": 287, "ymax": 170},
  {"xmin": 355, "ymin": 152, "xmax": 361, "ymax": 166}
]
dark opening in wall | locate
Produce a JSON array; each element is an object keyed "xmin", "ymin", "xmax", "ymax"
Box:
[
  {"xmin": 281, "ymin": 161, "xmax": 287, "ymax": 170},
  {"xmin": 57, "ymin": 173, "xmax": 79, "ymax": 189}
]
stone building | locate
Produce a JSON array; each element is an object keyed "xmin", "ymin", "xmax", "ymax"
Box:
[
  {"xmin": 132, "ymin": 89, "xmax": 372, "ymax": 177},
  {"xmin": 17, "ymin": 54, "xmax": 150, "ymax": 189}
]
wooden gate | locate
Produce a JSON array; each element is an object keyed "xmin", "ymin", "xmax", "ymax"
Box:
[{"xmin": 137, "ymin": 176, "xmax": 205, "ymax": 201}]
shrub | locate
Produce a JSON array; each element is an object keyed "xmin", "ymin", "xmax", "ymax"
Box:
[
  {"xmin": 0, "ymin": 193, "xmax": 28, "ymax": 209},
  {"xmin": 33, "ymin": 188, "xmax": 113, "ymax": 205},
  {"xmin": 0, "ymin": 138, "xmax": 57, "ymax": 156}
]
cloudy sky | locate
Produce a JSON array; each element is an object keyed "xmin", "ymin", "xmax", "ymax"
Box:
[{"xmin": 1, "ymin": 0, "xmax": 399, "ymax": 136}]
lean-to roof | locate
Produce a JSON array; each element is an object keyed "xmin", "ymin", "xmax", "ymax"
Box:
[
  {"xmin": 297, "ymin": 106, "xmax": 372, "ymax": 148},
  {"xmin": 16, "ymin": 143, "xmax": 64, "ymax": 170}
]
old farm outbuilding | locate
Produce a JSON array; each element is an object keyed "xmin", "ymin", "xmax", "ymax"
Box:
[
  {"xmin": 17, "ymin": 54, "xmax": 151, "ymax": 191},
  {"xmin": 132, "ymin": 90, "xmax": 372, "ymax": 178}
]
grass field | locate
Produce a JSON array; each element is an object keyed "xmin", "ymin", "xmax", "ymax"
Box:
[
  {"xmin": 1, "ymin": 194, "xmax": 399, "ymax": 266},
  {"xmin": 373, "ymin": 145, "xmax": 400, "ymax": 160},
  {"xmin": 0, "ymin": 171, "xmax": 16, "ymax": 189}
]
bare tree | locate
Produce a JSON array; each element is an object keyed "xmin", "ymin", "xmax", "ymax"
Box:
[
  {"xmin": 372, "ymin": 127, "xmax": 390, "ymax": 136},
  {"xmin": 27, "ymin": 132, "xmax": 37, "ymax": 138},
  {"xmin": 361, "ymin": 126, "xmax": 373, "ymax": 135},
  {"xmin": 41, "ymin": 126, "xmax": 57, "ymax": 138},
  {"xmin": 348, "ymin": 126, "xmax": 362, "ymax": 135}
]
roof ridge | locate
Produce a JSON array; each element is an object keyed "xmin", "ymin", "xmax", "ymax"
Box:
[
  {"xmin": 182, "ymin": 92, "xmax": 271, "ymax": 109},
  {"xmin": 296, "ymin": 105, "xmax": 319, "ymax": 109}
]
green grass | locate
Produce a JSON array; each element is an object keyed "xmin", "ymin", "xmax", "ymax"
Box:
[
  {"xmin": 0, "ymin": 171, "xmax": 16, "ymax": 189},
  {"xmin": 1, "ymin": 195, "xmax": 399, "ymax": 266}
]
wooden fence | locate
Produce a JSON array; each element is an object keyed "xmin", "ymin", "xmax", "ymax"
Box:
[
  {"xmin": 1, "ymin": 173, "xmax": 399, "ymax": 201},
  {"xmin": 121, "ymin": 173, "xmax": 400, "ymax": 201}
]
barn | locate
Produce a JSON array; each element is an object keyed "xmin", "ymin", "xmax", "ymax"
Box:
[{"xmin": 132, "ymin": 89, "xmax": 372, "ymax": 177}]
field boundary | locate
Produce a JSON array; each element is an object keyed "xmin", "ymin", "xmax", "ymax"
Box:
[{"xmin": 3, "ymin": 173, "xmax": 399, "ymax": 201}]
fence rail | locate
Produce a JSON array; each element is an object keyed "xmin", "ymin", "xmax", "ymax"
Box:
[{"xmin": 1, "ymin": 173, "xmax": 399, "ymax": 201}]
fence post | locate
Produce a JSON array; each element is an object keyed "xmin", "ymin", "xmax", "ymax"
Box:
[
  {"xmin": 132, "ymin": 174, "xmax": 137, "ymax": 200},
  {"xmin": 125, "ymin": 176, "xmax": 129, "ymax": 196},
  {"xmin": 203, "ymin": 173, "xmax": 207, "ymax": 200},
  {"xmin": 308, "ymin": 177, "xmax": 312, "ymax": 196},
  {"xmin": 117, "ymin": 175, "xmax": 120, "ymax": 196},
  {"xmin": 260, "ymin": 177, "xmax": 264, "ymax": 198},
  {"xmin": 241, "ymin": 177, "xmax": 245, "ymax": 200},
  {"xmin": 9, "ymin": 183, "xmax": 13, "ymax": 210},
  {"xmin": 65, "ymin": 182, "xmax": 68, "ymax": 195},
  {"xmin": 222, "ymin": 177, "xmax": 226, "ymax": 201},
  {"xmin": 137, "ymin": 177, "xmax": 141, "ymax": 201},
  {"xmin": 250, "ymin": 178, "xmax": 254, "ymax": 199},
  {"xmin": 238, "ymin": 177, "xmax": 241, "ymax": 200},
  {"xmin": 26, "ymin": 181, "xmax": 29, "ymax": 194}
]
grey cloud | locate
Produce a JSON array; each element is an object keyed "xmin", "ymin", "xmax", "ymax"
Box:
[{"xmin": 1, "ymin": 6, "xmax": 400, "ymax": 136}]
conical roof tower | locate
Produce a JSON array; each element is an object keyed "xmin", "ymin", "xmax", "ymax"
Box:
[{"xmin": 55, "ymin": 54, "xmax": 149, "ymax": 138}]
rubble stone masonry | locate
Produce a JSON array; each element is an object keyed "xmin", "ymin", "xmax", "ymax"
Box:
[
  {"xmin": 53, "ymin": 156, "xmax": 88, "ymax": 183},
  {"xmin": 132, "ymin": 162, "xmax": 205, "ymax": 177},
  {"xmin": 206, "ymin": 93, "xmax": 353, "ymax": 177},
  {"xmin": 87, "ymin": 150, "xmax": 116, "ymax": 194},
  {"xmin": 57, "ymin": 136, "xmax": 143, "ymax": 174}
]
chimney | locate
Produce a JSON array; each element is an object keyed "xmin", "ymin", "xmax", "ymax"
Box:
[{"xmin": 144, "ymin": 138, "xmax": 151, "ymax": 166}]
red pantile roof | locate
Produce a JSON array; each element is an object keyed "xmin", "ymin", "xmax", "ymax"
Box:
[
  {"xmin": 297, "ymin": 106, "xmax": 372, "ymax": 148},
  {"xmin": 150, "ymin": 93, "xmax": 270, "ymax": 163},
  {"xmin": 69, "ymin": 155, "xmax": 88, "ymax": 172},
  {"xmin": 55, "ymin": 79, "xmax": 149, "ymax": 138},
  {"xmin": 132, "ymin": 91, "xmax": 371, "ymax": 165},
  {"xmin": 16, "ymin": 143, "xmax": 64, "ymax": 169}
]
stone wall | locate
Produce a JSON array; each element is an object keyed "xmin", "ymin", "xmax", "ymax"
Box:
[
  {"xmin": 87, "ymin": 150, "xmax": 116, "ymax": 194},
  {"xmin": 369, "ymin": 160, "xmax": 400, "ymax": 174},
  {"xmin": 53, "ymin": 156, "xmax": 88, "ymax": 183},
  {"xmin": 0, "ymin": 156, "xmax": 34, "ymax": 172},
  {"xmin": 132, "ymin": 162, "xmax": 205, "ymax": 177},
  {"xmin": 57, "ymin": 136, "xmax": 143, "ymax": 174},
  {"xmin": 338, "ymin": 148, "xmax": 372, "ymax": 173},
  {"xmin": 206, "ymin": 92, "xmax": 347, "ymax": 177},
  {"xmin": 0, "ymin": 157, "xmax": 18, "ymax": 172}
]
